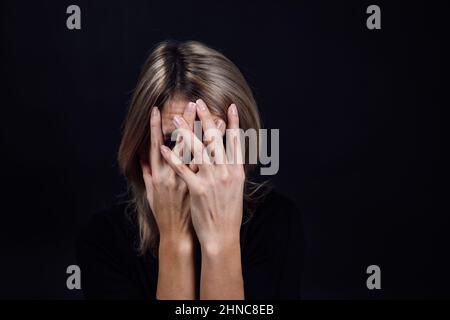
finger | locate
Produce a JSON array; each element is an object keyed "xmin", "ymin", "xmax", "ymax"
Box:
[
  {"xmin": 180, "ymin": 102, "xmax": 197, "ymax": 166},
  {"xmin": 140, "ymin": 159, "xmax": 154, "ymax": 210},
  {"xmin": 172, "ymin": 133, "xmax": 192, "ymax": 165},
  {"xmin": 140, "ymin": 159, "xmax": 153, "ymax": 185},
  {"xmin": 214, "ymin": 118, "xmax": 226, "ymax": 137},
  {"xmin": 204, "ymin": 118, "xmax": 225, "ymax": 147},
  {"xmin": 150, "ymin": 106, "xmax": 164, "ymax": 170},
  {"xmin": 160, "ymin": 145, "xmax": 197, "ymax": 185},
  {"xmin": 171, "ymin": 130, "xmax": 197, "ymax": 170},
  {"xmin": 189, "ymin": 161, "xmax": 199, "ymax": 173},
  {"xmin": 183, "ymin": 102, "xmax": 197, "ymax": 131},
  {"xmin": 210, "ymin": 118, "xmax": 227, "ymax": 165},
  {"xmin": 227, "ymin": 103, "xmax": 239, "ymax": 129},
  {"xmin": 226, "ymin": 104, "xmax": 244, "ymax": 165},
  {"xmin": 196, "ymin": 99, "xmax": 225, "ymax": 159},
  {"xmin": 172, "ymin": 132, "xmax": 183, "ymax": 157},
  {"xmin": 195, "ymin": 99, "xmax": 217, "ymax": 132},
  {"xmin": 206, "ymin": 132, "xmax": 227, "ymax": 165},
  {"xmin": 173, "ymin": 115, "xmax": 212, "ymax": 166}
]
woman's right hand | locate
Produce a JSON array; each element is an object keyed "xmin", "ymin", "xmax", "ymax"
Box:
[
  {"xmin": 140, "ymin": 104, "xmax": 196, "ymax": 247},
  {"xmin": 140, "ymin": 103, "xmax": 198, "ymax": 300}
]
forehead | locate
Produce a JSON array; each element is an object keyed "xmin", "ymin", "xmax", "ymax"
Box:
[{"xmin": 160, "ymin": 97, "xmax": 190, "ymax": 136}]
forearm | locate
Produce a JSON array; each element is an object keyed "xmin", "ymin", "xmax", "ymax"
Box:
[
  {"xmin": 156, "ymin": 236, "xmax": 196, "ymax": 300},
  {"xmin": 200, "ymin": 240, "xmax": 244, "ymax": 300}
]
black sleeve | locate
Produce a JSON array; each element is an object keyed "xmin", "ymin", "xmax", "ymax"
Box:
[
  {"xmin": 75, "ymin": 210, "xmax": 146, "ymax": 299},
  {"xmin": 242, "ymin": 192, "xmax": 304, "ymax": 299}
]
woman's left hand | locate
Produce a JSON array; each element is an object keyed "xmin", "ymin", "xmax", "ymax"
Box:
[{"xmin": 160, "ymin": 99, "xmax": 245, "ymax": 299}]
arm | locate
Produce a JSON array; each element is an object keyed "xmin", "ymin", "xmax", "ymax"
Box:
[
  {"xmin": 76, "ymin": 212, "xmax": 146, "ymax": 299},
  {"xmin": 143, "ymin": 104, "xmax": 198, "ymax": 299},
  {"xmin": 156, "ymin": 235, "xmax": 196, "ymax": 299},
  {"xmin": 200, "ymin": 240, "xmax": 244, "ymax": 299},
  {"xmin": 161, "ymin": 99, "xmax": 245, "ymax": 299}
]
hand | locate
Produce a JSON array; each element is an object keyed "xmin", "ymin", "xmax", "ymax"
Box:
[
  {"xmin": 140, "ymin": 104, "xmax": 196, "ymax": 248},
  {"xmin": 161, "ymin": 99, "xmax": 245, "ymax": 299},
  {"xmin": 161, "ymin": 99, "xmax": 245, "ymax": 254}
]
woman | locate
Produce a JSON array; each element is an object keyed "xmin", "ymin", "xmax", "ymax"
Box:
[{"xmin": 76, "ymin": 40, "xmax": 304, "ymax": 299}]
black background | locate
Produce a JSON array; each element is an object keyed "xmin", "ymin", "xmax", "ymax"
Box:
[{"xmin": 0, "ymin": 0, "xmax": 446, "ymax": 299}]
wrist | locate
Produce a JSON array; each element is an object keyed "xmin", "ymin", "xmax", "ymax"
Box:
[
  {"xmin": 159, "ymin": 233, "xmax": 196, "ymax": 256},
  {"xmin": 201, "ymin": 236, "xmax": 241, "ymax": 258},
  {"xmin": 157, "ymin": 232, "xmax": 197, "ymax": 300}
]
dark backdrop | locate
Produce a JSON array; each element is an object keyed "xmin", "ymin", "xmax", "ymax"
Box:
[{"xmin": 0, "ymin": 0, "xmax": 446, "ymax": 299}]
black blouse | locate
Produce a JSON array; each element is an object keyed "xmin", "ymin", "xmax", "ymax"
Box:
[{"xmin": 76, "ymin": 189, "xmax": 304, "ymax": 299}]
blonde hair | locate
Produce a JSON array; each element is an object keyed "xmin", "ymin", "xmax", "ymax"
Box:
[{"xmin": 118, "ymin": 40, "xmax": 266, "ymax": 255}]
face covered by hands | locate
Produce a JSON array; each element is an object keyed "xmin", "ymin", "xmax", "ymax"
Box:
[
  {"xmin": 160, "ymin": 99, "xmax": 245, "ymax": 255},
  {"xmin": 142, "ymin": 98, "xmax": 246, "ymax": 300}
]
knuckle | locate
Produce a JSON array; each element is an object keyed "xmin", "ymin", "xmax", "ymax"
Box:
[
  {"xmin": 161, "ymin": 178, "xmax": 173, "ymax": 189},
  {"xmin": 220, "ymin": 171, "xmax": 231, "ymax": 184},
  {"xmin": 151, "ymin": 137, "xmax": 160, "ymax": 148},
  {"xmin": 194, "ymin": 185, "xmax": 207, "ymax": 196},
  {"xmin": 234, "ymin": 167, "xmax": 246, "ymax": 181},
  {"xmin": 152, "ymin": 175, "xmax": 162, "ymax": 186},
  {"xmin": 179, "ymin": 128, "xmax": 189, "ymax": 137},
  {"xmin": 167, "ymin": 170, "xmax": 176, "ymax": 181},
  {"xmin": 176, "ymin": 181, "xmax": 186, "ymax": 191},
  {"xmin": 150, "ymin": 121, "xmax": 159, "ymax": 130}
]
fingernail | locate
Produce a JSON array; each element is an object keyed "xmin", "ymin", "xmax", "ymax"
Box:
[
  {"xmin": 187, "ymin": 102, "xmax": 196, "ymax": 112},
  {"xmin": 173, "ymin": 115, "xmax": 183, "ymax": 128},
  {"xmin": 230, "ymin": 104, "xmax": 237, "ymax": 115},
  {"xmin": 152, "ymin": 106, "xmax": 159, "ymax": 117},
  {"xmin": 196, "ymin": 99, "xmax": 206, "ymax": 111}
]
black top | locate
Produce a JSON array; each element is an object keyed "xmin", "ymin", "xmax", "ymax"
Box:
[{"xmin": 76, "ymin": 190, "xmax": 304, "ymax": 300}]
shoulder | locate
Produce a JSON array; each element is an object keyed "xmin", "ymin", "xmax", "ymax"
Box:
[
  {"xmin": 249, "ymin": 189, "xmax": 302, "ymax": 226},
  {"xmin": 76, "ymin": 202, "xmax": 139, "ymax": 259},
  {"xmin": 75, "ymin": 203, "xmax": 152, "ymax": 299},
  {"xmin": 243, "ymin": 188, "xmax": 303, "ymax": 241}
]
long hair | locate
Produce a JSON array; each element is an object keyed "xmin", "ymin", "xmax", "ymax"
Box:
[{"xmin": 118, "ymin": 40, "xmax": 267, "ymax": 255}]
